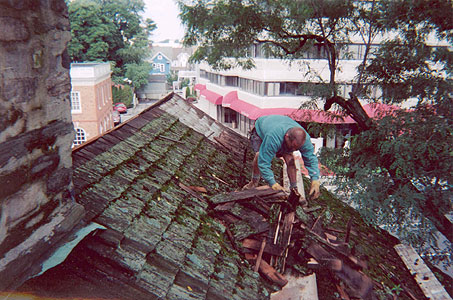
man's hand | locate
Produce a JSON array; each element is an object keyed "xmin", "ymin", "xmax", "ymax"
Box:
[
  {"xmin": 309, "ymin": 180, "xmax": 320, "ymax": 200},
  {"xmin": 271, "ymin": 183, "xmax": 284, "ymax": 191}
]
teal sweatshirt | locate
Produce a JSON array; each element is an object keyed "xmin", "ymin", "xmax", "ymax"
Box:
[{"xmin": 255, "ymin": 115, "xmax": 320, "ymax": 186}]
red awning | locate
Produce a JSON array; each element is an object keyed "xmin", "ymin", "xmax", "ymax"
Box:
[
  {"xmin": 224, "ymin": 92, "xmax": 261, "ymax": 119},
  {"xmin": 225, "ymin": 98, "xmax": 350, "ymax": 123},
  {"xmin": 222, "ymin": 91, "xmax": 352, "ymax": 122},
  {"xmin": 207, "ymin": 88, "xmax": 399, "ymax": 123},
  {"xmin": 200, "ymin": 89, "xmax": 223, "ymax": 105},
  {"xmin": 194, "ymin": 84, "xmax": 206, "ymax": 91},
  {"xmin": 222, "ymin": 91, "xmax": 238, "ymax": 107}
]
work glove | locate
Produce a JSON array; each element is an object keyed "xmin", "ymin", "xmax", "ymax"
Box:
[
  {"xmin": 271, "ymin": 183, "xmax": 284, "ymax": 191},
  {"xmin": 309, "ymin": 180, "xmax": 320, "ymax": 200}
]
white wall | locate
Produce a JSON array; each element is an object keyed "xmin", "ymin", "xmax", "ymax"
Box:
[
  {"xmin": 200, "ymin": 59, "xmax": 361, "ymax": 83},
  {"xmin": 195, "ymin": 96, "xmax": 218, "ymax": 120}
]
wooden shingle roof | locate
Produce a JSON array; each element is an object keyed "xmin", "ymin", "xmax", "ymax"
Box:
[
  {"xmin": 21, "ymin": 93, "xmax": 274, "ymax": 300},
  {"xmin": 19, "ymin": 93, "xmax": 452, "ymax": 300}
]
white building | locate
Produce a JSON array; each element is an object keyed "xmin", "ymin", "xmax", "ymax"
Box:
[{"xmin": 193, "ymin": 32, "xmax": 450, "ymax": 147}]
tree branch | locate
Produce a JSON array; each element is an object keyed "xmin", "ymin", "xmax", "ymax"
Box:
[
  {"xmin": 324, "ymin": 94, "xmax": 374, "ymax": 130},
  {"xmin": 257, "ymin": 33, "xmax": 332, "ymax": 56}
]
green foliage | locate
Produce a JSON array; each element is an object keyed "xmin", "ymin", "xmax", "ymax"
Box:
[
  {"xmin": 125, "ymin": 62, "xmax": 152, "ymax": 90},
  {"xmin": 166, "ymin": 71, "xmax": 191, "ymax": 92},
  {"xmin": 318, "ymin": 147, "xmax": 350, "ymax": 175},
  {"xmin": 327, "ymin": 104, "xmax": 452, "ymax": 251},
  {"xmin": 112, "ymin": 85, "xmax": 133, "ymax": 107},
  {"xmin": 166, "ymin": 71, "xmax": 178, "ymax": 86},
  {"xmin": 68, "ymin": 0, "xmax": 155, "ymax": 88},
  {"xmin": 185, "ymin": 86, "xmax": 191, "ymax": 98}
]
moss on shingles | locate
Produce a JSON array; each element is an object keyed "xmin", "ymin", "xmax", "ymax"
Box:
[
  {"xmin": 137, "ymin": 146, "xmax": 162, "ymax": 163},
  {"xmin": 74, "ymin": 115, "xmax": 180, "ymax": 190},
  {"xmin": 143, "ymin": 192, "xmax": 178, "ymax": 218},
  {"xmin": 162, "ymin": 220, "xmax": 198, "ymax": 251},
  {"xmin": 165, "ymin": 122, "xmax": 190, "ymax": 140},
  {"xmin": 174, "ymin": 207, "xmax": 201, "ymax": 228},
  {"xmin": 149, "ymin": 138, "xmax": 173, "ymax": 153},
  {"xmin": 165, "ymin": 147, "xmax": 190, "ymax": 165},
  {"xmin": 185, "ymin": 129, "xmax": 205, "ymax": 143},
  {"xmin": 147, "ymin": 113, "xmax": 178, "ymax": 133},
  {"xmin": 197, "ymin": 214, "xmax": 226, "ymax": 243},
  {"xmin": 73, "ymin": 164, "xmax": 104, "ymax": 184},
  {"xmin": 129, "ymin": 177, "xmax": 159, "ymax": 199},
  {"xmin": 112, "ymin": 139, "xmax": 141, "ymax": 157},
  {"xmin": 166, "ymin": 283, "xmax": 205, "ymax": 300},
  {"xmin": 153, "ymin": 239, "xmax": 191, "ymax": 274},
  {"xmin": 112, "ymin": 166, "xmax": 141, "ymax": 184},
  {"xmin": 136, "ymin": 262, "xmax": 175, "ymax": 299},
  {"xmin": 139, "ymin": 112, "xmax": 177, "ymax": 135},
  {"xmin": 196, "ymin": 140, "xmax": 219, "ymax": 158},
  {"xmin": 149, "ymin": 166, "xmax": 174, "ymax": 186},
  {"xmin": 206, "ymin": 152, "xmax": 243, "ymax": 188},
  {"xmin": 85, "ymin": 175, "xmax": 127, "ymax": 200},
  {"xmin": 208, "ymin": 253, "xmax": 243, "ymax": 300},
  {"xmin": 124, "ymin": 154, "xmax": 151, "ymax": 174},
  {"xmin": 96, "ymin": 203, "xmax": 135, "ymax": 232},
  {"xmin": 124, "ymin": 131, "xmax": 151, "ymax": 149},
  {"xmin": 161, "ymin": 183, "xmax": 188, "ymax": 201},
  {"xmin": 229, "ymin": 221, "xmax": 259, "ymax": 241},
  {"xmin": 156, "ymin": 151, "xmax": 186, "ymax": 173}
]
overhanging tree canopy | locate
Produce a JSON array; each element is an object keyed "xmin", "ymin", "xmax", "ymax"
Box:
[
  {"xmin": 178, "ymin": 0, "xmax": 453, "ymax": 253},
  {"xmin": 68, "ymin": 0, "xmax": 156, "ymax": 89}
]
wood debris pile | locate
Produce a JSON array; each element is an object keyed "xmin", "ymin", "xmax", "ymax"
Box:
[{"xmin": 211, "ymin": 186, "xmax": 378, "ymax": 300}]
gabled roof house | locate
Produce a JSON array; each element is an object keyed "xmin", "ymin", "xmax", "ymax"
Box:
[
  {"xmin": 19, "ymin": 93, "xmax": 452, "ymax": 300},
  {"xmin": 149, "ymin": 51, "xmax": 172, "ymax": 76}
]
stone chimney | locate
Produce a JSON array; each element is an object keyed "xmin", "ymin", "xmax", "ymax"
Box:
[{"xmin": 0, "ymin": 0, "xmax": 84, "ymax": 289}]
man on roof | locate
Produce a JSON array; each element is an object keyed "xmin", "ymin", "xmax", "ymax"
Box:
[{"xmin": 242, "ymin": 115, "xmax": 321, "ymax": 200}]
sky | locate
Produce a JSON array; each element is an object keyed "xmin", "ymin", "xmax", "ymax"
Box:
[{"xmin": 143, "ymin": 0, "xmax": 185, "ymax": 42}]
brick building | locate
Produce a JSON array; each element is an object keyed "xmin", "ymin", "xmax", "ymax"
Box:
[{"xmin": 70, "ymin": 62, "xmax": 114, "ymax": 146}]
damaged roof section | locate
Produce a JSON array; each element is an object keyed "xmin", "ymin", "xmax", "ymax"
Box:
[
  {"xmin": 19, "ymin": 93, "xmax": 452, "ymax": 300},
  {"xmin": 20, "ymin": 93, "xmax": 273, "ymax": 300},
  {"xmin": 211, "ymin": 187, "xmax": 425, "ymax": 300}
]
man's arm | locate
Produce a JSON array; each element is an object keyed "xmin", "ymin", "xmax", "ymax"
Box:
[
  {"xmin": 299, "ymin": 137, "xmax": 320, "ymax": 181},
  {"xmin": 257, "ymin": 137, "xmax": 281, "ymax": 186},
  {"xmin": 299, "ymin": 135, "xmax": 321, "ymax": 199}
]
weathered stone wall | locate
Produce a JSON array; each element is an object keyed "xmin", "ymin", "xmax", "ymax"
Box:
[{"xmin": 0, "ymin": 0, "xmax": 84, "ymax": 290}]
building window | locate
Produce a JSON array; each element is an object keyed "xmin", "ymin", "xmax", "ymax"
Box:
[
  {"xmin": 153, "ymin": 63, "xmax": 165, "ymax": 73},
  {"xmin": 266, "ymin": 82, "xmax": 280, "ymax": 96},
  {"xmin": 225, "ymin": 76, "xmax": 238, "ymax": 87},
  {"xmin": 223, "ymin": 108, "xmax": 238, "ymax": 125},
  {"xmin": 73, "ymin": 127, "xmax": 86, "ymax": 146},
  {"xmin": 280, "ymin": 82, "xmax": 302, "ymax": 95},
  {"xmin": 97, "ymin": 88, "xmax": 101, "ymax": 110},
  {"xmin": 101, "ymin": 85, "xmax": 105, "ymax": 105},
  {"xmin": 70, "ymin": 91, "xmax": 81, "ymax": 113}
]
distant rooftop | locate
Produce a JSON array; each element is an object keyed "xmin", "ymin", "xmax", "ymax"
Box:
[
  {"xmin": 71, "ymin": 62, "xmax": 110, "ymax": 67},
  {"xmin": 70, "ymin": 62, "xmax": 111, "ymax": 81}
]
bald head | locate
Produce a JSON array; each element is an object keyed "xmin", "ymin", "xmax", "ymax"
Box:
[{"xmin": 285, "ymin": 127, "xmax": 306, "ymax": 151}]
